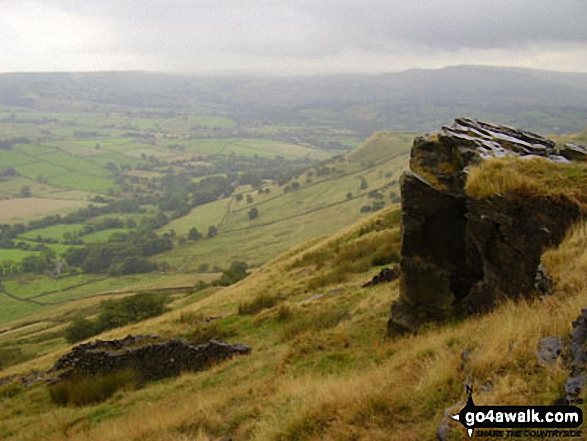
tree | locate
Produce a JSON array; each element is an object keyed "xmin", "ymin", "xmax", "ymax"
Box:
[
  {"xmin": 188, "ymin": 227, "xmax": 202, "ymax": 241},
  {"xmin": 207, "ymin": 226, "xmax": 218, "ymax": 238},
  {"xmin": 359, "ymin": 176, "xmax": 369, "ymax": 190},
  {"xmin": 247, "ymin": 207, "xmax": 259, "ymax": 220},
  {"xmin": 213, "ymin": 261, "xmax": 249, "ymax": 286},
  {"xmin": 65, "ymin": 317, "xmax": 98, "ymax": 343},
  {"xmin": 19, "ymin": 186, "xmax": 31, "ymax": 198}
]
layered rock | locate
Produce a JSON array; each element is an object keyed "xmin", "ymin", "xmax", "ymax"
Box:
[
  {"xmin": 48, "ymin": 334, "xmax": 251, "ymax": 382},
  {"xmin": 389, "ymin": 119, "xmax": 583, "ymax": 334}
]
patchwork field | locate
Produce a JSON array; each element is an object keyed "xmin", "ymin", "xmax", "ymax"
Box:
[{"xmin": 0, "ymin": 198, "xmax": 91, "ymax": 223}]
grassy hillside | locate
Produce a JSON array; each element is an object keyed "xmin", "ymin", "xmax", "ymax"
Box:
[
  {"xmin": 1, "ymin": 196, "xmax": 587, "ymax": 440},
  {"xmin": 4, "ymin": 132, "xmax": 587, "ymax": 440},
  {"xmin": 0, "ymin": 132, "xmax": 410, "ymax": 327},
  {"xmin": 157, "ymin": 132, "xmax": 411, "ymax": 270}
]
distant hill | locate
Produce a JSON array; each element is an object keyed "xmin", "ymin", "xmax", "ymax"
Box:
[{"xmin": 1, "ymin": 66, "xmax": 586, "ymax": 134}]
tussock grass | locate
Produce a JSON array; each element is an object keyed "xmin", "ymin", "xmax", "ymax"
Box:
[
  {"xmin": 238, "ymin": 293, "xmax": 282, "ymax": 316},
  {"xmin": 0, "ymin": 382, "xmax": 22, "ymax": 399},
  {"xmin": 282, "ymin": 307, "xmax": 351, "ymax": 341},
  {"xmin": 5, "ymin": 209, "xmax": 587, "ymax": 440},
  {"xmin": 48, "ymin": 368, "xmax": 140, "ymax": 407},
  {"xmin": 466, "ymin": 156, "xmax": 587, "ymax": 205}
]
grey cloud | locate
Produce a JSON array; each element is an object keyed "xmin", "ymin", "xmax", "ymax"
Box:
[
  {"xmin": 3, "ymin": 0, "xmax": 587, "ymax": 72},
  {"xmin": 46, "ymin": 0, "xmax": 587, "ymax": 59}
]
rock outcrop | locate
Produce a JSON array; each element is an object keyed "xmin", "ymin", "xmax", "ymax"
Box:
[
  {"xmin": 389, "ymin": 119, "xmax": 584, "ymax": 334},
  {"xmin": 362, "ymin": 266, "xmax": 400, "ymax": 287},
  {"xmin": 48, "ymin": 334, "xmax": 251, "ymax": 382}
]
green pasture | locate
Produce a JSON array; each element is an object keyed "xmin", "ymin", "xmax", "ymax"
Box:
[
  {"xmin": 20, "ymin": 241, "xmax": 81, "ymax": 256},
  {"xmin": 41, "ymin": 151, "xmax": 111, "ymax": 176},
  {"xmin": 0, "ymin": 248, "xmax": 40, "ymax": 262},
  {"xmin": 20, "ymin": 224, "xmax": 86, "ymax": 241},
  {"xmin": 13, "ymin": 143, "xmax": 59, "ymax": 156},
  {"xmin": 14, "ymin": 162, "xmax": 69, "ymax": 180},
  {"xmin": 49, "ymin": 172, "xmax": 116, "ymax": 193},
  {"xmin": 0, "ymin": 293, "xmax": 43, "ymax": 324},
  {"xmin": 162, "ymin": 198, "xmax": 231, "ymax": 236},
  {"xmin": 0, "ymin": 150, "xmax": 36, "ymax": 167},
  {"xmin": 178, "ymin": 138, "xmax": 324, "ymax": 159}
]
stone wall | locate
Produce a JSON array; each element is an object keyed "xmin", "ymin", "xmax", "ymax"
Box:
[{"xmin": 49, "ymin": 334, "xmax": 251, "ymax": 382}]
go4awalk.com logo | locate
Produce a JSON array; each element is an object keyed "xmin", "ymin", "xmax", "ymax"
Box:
[{"xmin": 451, "ymin": 387, "xmax": 583, "ymax": 438}]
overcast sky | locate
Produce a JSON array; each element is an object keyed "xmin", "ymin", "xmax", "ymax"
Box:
[{"xmin": 1, "ymin": 0, "xmax": 586, "ymax": 75}]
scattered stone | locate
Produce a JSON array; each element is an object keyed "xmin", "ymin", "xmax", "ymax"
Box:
[
  {"xmin": 537, "ymin": 336, "xmax": 563, "ymax": 366},
  {"xmin": 205, "ymin": 315, "xmax": 225, "ymax": 323},
  {"xmin": 437, "ymin": 403, "xmax": 463, "ymax": 441},
  {"xmin": 301, "ymin": 293, "xmax": 324, "ymax": 304},
  {"xmin": 0, "ymin": 376, "xmax": 16, "ymax": 386},
  {"xmin": 535, "ymin": 263, "xmax": 553, "ymax": 297},
  {"xmin": 565, "ymin": 375, "xmax": 586, "ymax": 404},
  {"xmin": 569, "ymin": 308, "xmax": 587, "ymax": 376},
  {"xmin": 362, "ymin": 266, "xmax": 400, "ymax": 287},
  {"xmin": 559, "ymin": 143, "xmax": 587, "ymax": 161}
]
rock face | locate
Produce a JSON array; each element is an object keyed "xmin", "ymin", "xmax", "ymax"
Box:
[
  {"xmin": 389, "ymin": 119, "xmax": 582, "ymax": 334},
  {"xmin": 48, "ymin": 334, "xmax": 251, "ymax": 382}
]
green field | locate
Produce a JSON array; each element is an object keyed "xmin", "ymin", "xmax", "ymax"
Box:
[
  {"xmin": 175, "ymin": 138, "xmax": 327, "ymax": 159},
  {"xmin": 164, "ymin": 198, "xmax": 232, "ymax": 236},
  {"xmin": 0, "ymin": 248, "xmax": 40, "ymax": 262},
  {"xmin": 21, "ymin": 224, "xmax": 86, "ymax": 241},
  {"xmin": 158, "ymin": 133, "xmax": 411, "ymax": 270}
]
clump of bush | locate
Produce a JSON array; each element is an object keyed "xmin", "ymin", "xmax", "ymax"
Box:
[
  {"xmin": 212, "ymin": 261, "xmax": 249, "ymax": 287},
  {"xmin": 238, "ymin": 293, "xmax": 282, "ymax": 315},
  {"xmin": 65, "ymin": 293, "xmax": 170, "ymax": 344},
  {"xmin": 48, "ymin": 368, "xmax": 140, "ymax": 406}
]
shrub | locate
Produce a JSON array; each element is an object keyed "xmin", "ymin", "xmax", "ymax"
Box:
[
  {"xmin": 65, "ymin": 317, "xmax": 99, "ymax": 344},
  {"xmin": 48, "ymin": 368, "xmax": 140, "ymax": 406},
  {"xmin": 247, "ymin": 207, "xmax": 259, "ymax": 220},
  {"xmin": 213, "ymin": 261, "xmax": 249, "ymax": 287},
  {"xmin": 188, "ymin": 227, "xmax": 202, "ymax": 241},
  {"xmin": 65, "ymin": 293, "xmax": 170, "ymax": 343},
  {"xmin": 97, "ymin": 293, "xmax": 169, "ymax": 330}
]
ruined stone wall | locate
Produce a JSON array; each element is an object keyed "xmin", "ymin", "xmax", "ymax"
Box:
[{"xmin": 49, "ymin": 335, "xmax": 251, "ymax": 382}]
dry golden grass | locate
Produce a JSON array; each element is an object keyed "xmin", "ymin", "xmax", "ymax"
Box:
[
  {"xmin": 2, "ymin": 209, "xmax": 587, "ymax": 440},
  {"xmin": 466, "ymin": 156, "xmax": 587, "ymax": 205},
  {"xmin": 0, "ymin": 198, "xmax": 89, "ymax": 223}
]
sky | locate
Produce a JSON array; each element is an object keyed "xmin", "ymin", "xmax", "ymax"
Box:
[{"xmin": 0, "ymin": 0, "xmax": 586, "ymax": 75}]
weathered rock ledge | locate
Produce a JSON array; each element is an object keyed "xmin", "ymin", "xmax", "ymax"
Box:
[
  {"xmin": 389, "ymin": 119, "xmax": 586, "ymax": 334},
  {"xmin": 48, "ymin": 334, "xmax": 251, "ymax": 382}
]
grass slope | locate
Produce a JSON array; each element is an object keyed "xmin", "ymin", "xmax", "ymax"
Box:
[
  {"xmin": 1, "ymin": 200, "xmax": 587, "ymax": 440},
  {"xmin": 159, "ymin": 132, "xmax": 411, "ymax": 270}
]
